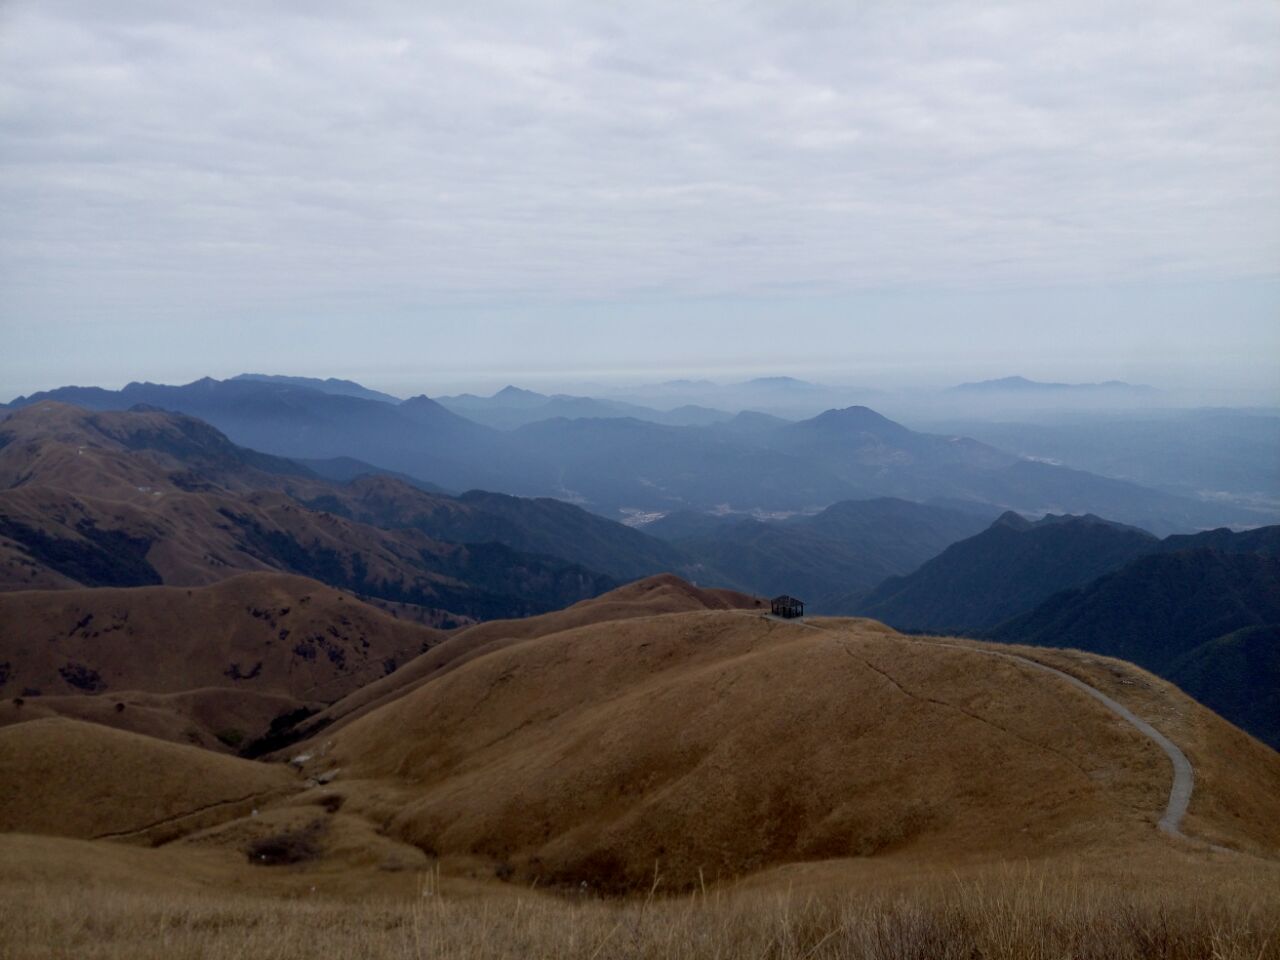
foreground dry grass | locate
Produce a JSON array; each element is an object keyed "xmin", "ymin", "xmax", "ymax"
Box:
[{"xmin": 4, "ymin": 860, "xmax": 1279, "ymax": 960}]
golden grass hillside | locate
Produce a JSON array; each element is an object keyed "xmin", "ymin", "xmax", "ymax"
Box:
[
  {"xmin": 0, "ymin": 718, "xmax": 295, "ymax": 843},
  {"xmin": 284, "ymin": 574, "xmax": 758, "ymax": 740},
  {"xmin": 299, "ymin": 609, "xmax": 1280, "ymax": 891},
  {"xmin": 2, "ymin": 595, "xmax": 1279, "ymax": 958}
]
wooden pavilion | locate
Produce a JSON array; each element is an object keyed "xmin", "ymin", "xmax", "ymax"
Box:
[{"xmin": 770, "ymin": 595, "xmax": 804, "ymax": 619}]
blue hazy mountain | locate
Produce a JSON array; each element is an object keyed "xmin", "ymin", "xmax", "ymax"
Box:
[
  {"xmin": 5, "ymin": 378, "xmax": 1259, "ymax": 534},
  {"xmin": 231, "ymin": 374, "xmax": 402, "ymax": 404}
]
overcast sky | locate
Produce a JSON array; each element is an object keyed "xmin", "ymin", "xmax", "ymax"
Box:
[{"xmin": 2, "ymin": 0, "xmax": 1277, "ymax": 400}]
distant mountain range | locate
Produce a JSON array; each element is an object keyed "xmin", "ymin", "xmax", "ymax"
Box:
[
  {"xmin": 915, "ymin": 410, "xmax": 1280, "ymax": 517},
  {"xmin": 231, "ymin": 374, "xmax": 402, "ymax": 405},
  {"xmin": 3, "ymin": 382, "xmax": 1277, "ymax": 754},
  {"xmin": 951, "ymin": 376, "xmax": 1156, "ymax": 394},
  {"xmin": 4, "ymin": 375, "xmax": 1261, "ymax": 534},
  {"xmin": 435, "ymin": 385, "xmax": 732, "ymax": 430}
]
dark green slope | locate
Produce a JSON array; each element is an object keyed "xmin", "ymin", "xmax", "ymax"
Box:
[
  {"xmin": 1167, "ymin": 625, "xmax": 1280, "ymax": 750},
  {"xmin": 647, "ymin": 498, "xmax": 992, "ymax": 611},
  {"xmin": 294, "ymin": 475, "xmax": 691, "ymax": 584},
  {"xmin": 854, "ymin": 512, "xmax": 1158, "ymax": 632},
  {"xmin": 989, "ymin": 545, "xmax": 1280, "ymax": 749}
]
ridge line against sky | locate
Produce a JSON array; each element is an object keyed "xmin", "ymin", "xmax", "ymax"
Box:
[{"xmin": 1, "ymin": 1, "xmax": 1277, "ymax": 399}]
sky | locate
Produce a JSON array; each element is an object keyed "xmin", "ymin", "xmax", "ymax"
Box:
[{"xmin": 1, "ymin": 0, "xmax": 1278, "ymax": 401}]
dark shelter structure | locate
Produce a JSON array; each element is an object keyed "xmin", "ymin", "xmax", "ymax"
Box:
[{"xmin": 771, "ymin": 595, "xmax": 804, "ymax": 619}]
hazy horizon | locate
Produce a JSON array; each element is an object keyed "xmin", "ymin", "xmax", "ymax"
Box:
[{"xmin": 3, "ymin": 1, "xmax": 1278, "ymax": 403}]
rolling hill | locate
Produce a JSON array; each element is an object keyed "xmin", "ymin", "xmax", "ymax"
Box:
[
  {"xmin": 257, "ymin": 574, "xmax": 761, "ymax": 750},
  {"xmin": 285, "ymin": 600, "xmax": 1280, "ymax": 893},
  {"xmin": 1, "ymin": 574, "xmax": 1278, "ymax": 960},
  {"xmin": 5, "ymin": 579, "xmax": 1278, "ymax": 897},
  {"xmin": 0, "ymin": 718, "xmax": 295, "ymax": 841}
]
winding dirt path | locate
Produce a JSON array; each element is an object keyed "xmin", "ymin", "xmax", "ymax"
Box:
[
  {"xmin": 956, "ymin": 645, "xmax": 1194, "ymax": 839},
  {"xmin": 760, "ymin": 613, "xmax": 1198, "ymax": 843}
]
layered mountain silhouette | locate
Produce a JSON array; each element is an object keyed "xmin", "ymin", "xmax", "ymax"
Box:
[
  {"xmin": 951, "ymin": 376, "xmax": 1156, "ymax": 394},
  {"xmin": 4, "ymin": 376, "xmax": 1252, "ymax": 534},
  {"xmin": 856, "ymin": 512, "xmax": 1161, "ymax": 632},
  {"xmin": 0, "ymin": 403, "xmax": 632, "ymax": 619},
  {"xmin": 231, "ymin": 374, "xmax": 401, "ymax": 404},
  {"xmin": 919, "ymin": 409, "xmax": 1280, "ymax": 515},
  {"xmin": 647, "ymin": 498, "xmax": 996, "ymax": 610},
  {"xmin": 436, "ymin": 386, "xmax": 731, "ymax": 429}
]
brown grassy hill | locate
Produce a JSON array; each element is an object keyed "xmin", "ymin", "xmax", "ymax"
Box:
[
  {"xmin": 277, "ymin": 574, "xmax": 760, "ymax": 745},
  {"xmin": 302, "ymin": 609, "xmax": 1280, "ymax": 892},
  {"xmin": 0, "ymin": 718, "xmax": 295, "ymax": 843},
  {"xmin": 0, "ymin": 400, "xmax": 306, "ymax": 500},
  {"xmin": 0, "ymin": 573, "xmax": 440, "ymax": 749}
]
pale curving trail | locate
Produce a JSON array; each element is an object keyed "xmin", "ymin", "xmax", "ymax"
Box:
[
  {"xmin": 959, "ymin": 646, "xmax": 1194, "ymax": 839},
  {"xmin": 758, "ymin": 613, "xmax": 1201, "ymax": 843}
]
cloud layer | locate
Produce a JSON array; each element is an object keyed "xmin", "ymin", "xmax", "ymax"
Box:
[{"xmin": 1, "ymin": 1, "xmax": 1277, "ymax": 392}]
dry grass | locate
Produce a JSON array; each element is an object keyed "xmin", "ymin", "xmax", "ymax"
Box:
[
  {"xmin": 2, "ymin": 860, "xmax": 1278, "ymax": 960},
  {"xmin": 308, "ymin": 611, "xmax": 1279, "ymax": 888}
]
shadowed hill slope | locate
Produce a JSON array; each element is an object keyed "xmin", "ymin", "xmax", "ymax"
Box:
[
  {"xmin": 0, "ymin": 403, "xmax": 618, "ymax": 619},
  {"xmin": 647, "ymin": 498, "xmax": 994, "ymax": 611},
  {"xmin": 855, "ymin": 512, "xmax": 1159, "ymax": 632},
  {"xmin": 1167, "ymin": 625, "xmax": 1280, "ymax": 751},
  {"xmin": 295, "ymin": 476, "xmax": 694, "ymax": 584},
  {"xmin": 0, "ymin": 573, "xmax": 443, "ymax": 750}
]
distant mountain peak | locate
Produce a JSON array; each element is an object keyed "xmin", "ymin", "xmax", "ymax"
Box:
[
  {"xmin": 801, "ymin": 405, "xmax": 905, "ymax": 434},
  {"xmin": 738, "ymin": 376, "xmax": 823, "ymax": 391},
  {"xmin": 951, "ymin": 376, "xmax": 1155, "ymax": 393},
  {"xmin": 400, "ymin": 394, "xmax": 447, "ymax": 409},
  {"xmin": 492, "ymin": 385, "xmax": 548, "ymax": 405},
  {"xmin": 993, "ymin": 510, "xmax": 1034, "ymax": 531}
]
